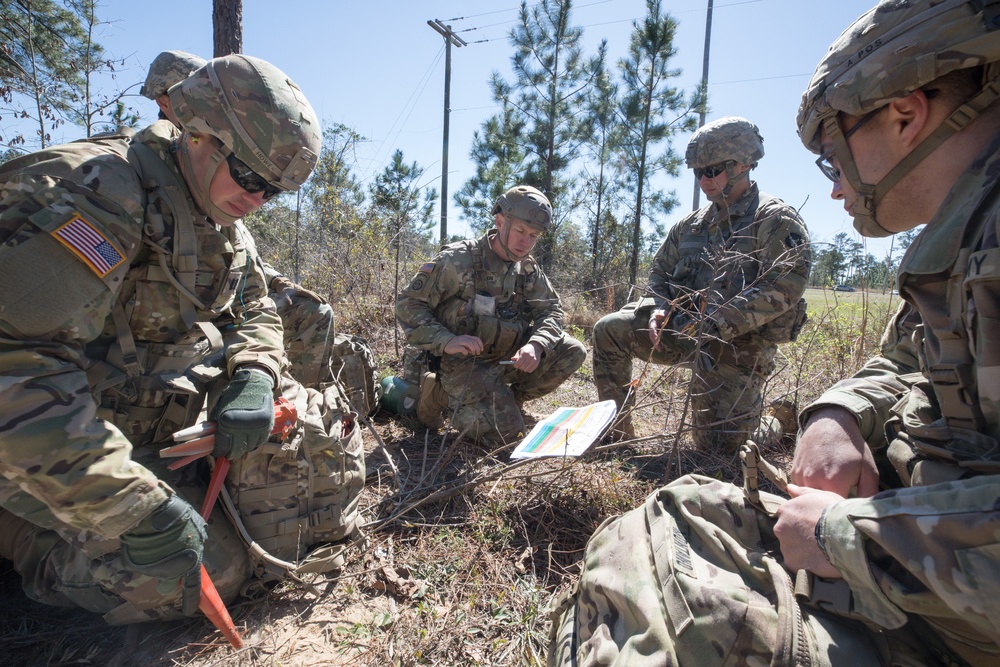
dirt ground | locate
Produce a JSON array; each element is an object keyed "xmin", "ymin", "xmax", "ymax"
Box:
[{"xmin": 0, "ymin": 351, "xmax": 801, "ymax": 667}]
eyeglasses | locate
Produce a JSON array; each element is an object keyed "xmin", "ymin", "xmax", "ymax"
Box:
[
  {"xmin": 693, "ymin": 162, "xmax": 729, "ymax": 179},
  {"xmin": 226, "ymin": 152, "xmax": 284, "ymax": 200},
  {"xmin": 815, "ymin": 105, "xmax": 886, "ymax": 183}
]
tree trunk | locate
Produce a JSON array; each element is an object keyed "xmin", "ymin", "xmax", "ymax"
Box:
[{"xmin": 213, "ymin": 0, "xmax": 243, "ymax": 57}]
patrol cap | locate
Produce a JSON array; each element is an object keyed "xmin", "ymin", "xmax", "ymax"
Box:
[
  {"xmin": 140, "ymin": 50, "xmax": 206, "ymax": 100},
  {"xmin": 685, "ymin": 116, "xmax": 764, "ymax": 169},
  {"xmin": 169, "ymin": 54, "xmax": 321, "ymax": 191},
  {"xmin": 797, "ymin": 0, "xmax": 1000, "ymax": 153},
  {"xmin": 491, "ymin": 185, "xmax": 553, "ymax": 231}
]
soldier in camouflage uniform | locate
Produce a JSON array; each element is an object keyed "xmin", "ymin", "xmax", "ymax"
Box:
[
  {"xmin": 550, "ymin": 2, "xmax": 1000, "ymax": 665},
  {"xmin": 592, "ymin": 117, "xmax": 810, "ymax": 452},
  {"xmin": 143, "ymin": 50, "xmax": 337, "ymax": 390},
  {"xmin": 0, "ymin": 55, "xmax": 363, "ymax": 625},
  {"xmin": 140, "ymin": 50, "xmax": 206, "ymax": 125},
  {"xmin": 396, "ymin": 185, "xmax": 586, "ymax": 444}
]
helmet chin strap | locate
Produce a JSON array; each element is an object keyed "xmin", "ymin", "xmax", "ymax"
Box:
[
  {"xmin": 175, "ymin": 133, "xmax": 240, "ymax": 225},
  {"xmin": 493, "ymin": 218, "xmax": 532, "ymax": 261},
  {"xmin": 824, "ymin": 77, "xmax": 1000, "ymax": 238},
  {"xmin": 705, "ymin": 165, "xmax": 748, "ymax": 205}
]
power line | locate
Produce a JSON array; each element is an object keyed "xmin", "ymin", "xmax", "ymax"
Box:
[{"xmin": 359, "ymin": 46, "xmax": 444, "ymax": 186}]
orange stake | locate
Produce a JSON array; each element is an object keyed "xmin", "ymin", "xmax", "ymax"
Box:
[
  {"xmin": 198, "ymin": 565, "xmax": 244, "ymax": 649},
  {"xmin": 163, "ymin": 398, "xmax": 298, "ymax": 649},
  {"xmin": 195, "ymin": 456, "xmax": 243, "ymax": 648}
]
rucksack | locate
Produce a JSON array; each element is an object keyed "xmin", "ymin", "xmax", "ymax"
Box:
[
  {"xmin": 546, "ymin": 467, "xmax": 921, "ymax": 666},
  {"xmin": 328, "ymin": 333, "xmax": 381, "ymax": 418}
]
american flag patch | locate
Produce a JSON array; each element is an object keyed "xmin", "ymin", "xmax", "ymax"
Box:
[
  {"xmin": 52, "ymin": 213, "xmax": 126, "ymax": 278},
  {"xmin": 419, "ymin": 262, "xmax": 435, "ymax": 273}
]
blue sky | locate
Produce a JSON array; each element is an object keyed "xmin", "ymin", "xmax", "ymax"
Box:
[{"xmin": 26, "ymin": 0, "xmax": 894, "ymax": 258}]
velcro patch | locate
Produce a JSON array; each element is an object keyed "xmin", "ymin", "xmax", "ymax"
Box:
[
  {"xmin": 51, "ymin": 213, "xmax": 126, "ymax": 277},
  {"xmin": 419, "ymin": 262, "xmax": 435, "ymax": 273}
]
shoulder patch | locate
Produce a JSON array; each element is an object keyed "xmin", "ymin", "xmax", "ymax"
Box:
[
  {"xmin": 51, "ymin": 213, "xmax": 126, "ymax": 277},
  {"xmin": 419, "ymin": 262, "xmax": 435, "ymax": 273},
  {"xmin": 784, "ymin": 232, "xmax": 805, "ymax": 248}
]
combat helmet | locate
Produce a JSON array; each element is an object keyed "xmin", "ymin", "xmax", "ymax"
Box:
[
  {"xmin": 797, "ymin": 0, "xmax": 1000, "ymax": 237},
  {"xmin": 168, "ymin": 54, "xmax": 322, "ymax": 224},
  {"xmin": 491, "ymin": 185, "xmax": 553, "ymax": 231},
  {"xmin": 140, "ymin": 50, "xmax": 206, "ymax": 100},
  {"xmin": 686, "ymin": 116, "xmax": 763, "ymax": 202}
]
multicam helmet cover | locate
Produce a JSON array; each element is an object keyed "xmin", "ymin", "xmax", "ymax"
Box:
[
  {"xmin": 140, "ymin": 50, "xmax": 207, "ymax": 100},
  {"xmin": 491, "ymin": 185, "xmax": 553, "ymax": 231},
  {"xmin": 685, "ymin": 116, "xmax": 765, "ymax": 169},
  {"xmin": 796, "ymin": 0, "xmax": 1000, "ymax": 236},
  {"xmin": 168, "ymin": 55, "xmax": 322, "ymax": 224}
]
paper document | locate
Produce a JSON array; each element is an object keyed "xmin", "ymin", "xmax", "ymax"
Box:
[{"xmin": 510, "ymin": 400, "xmax": 618, "ymax": 460}]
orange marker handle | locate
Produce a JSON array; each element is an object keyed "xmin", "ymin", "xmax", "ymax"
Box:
[
  {"xmin": 195, "ymin": 456, "xmax": 242, "ymax": 648},
  {"xmin": 199, "ymin": 457, "xmax": 231, "ymax": 520},
  {"xmin": 198, "ymin": 565, "xmax": 243, "ymax": 649}
]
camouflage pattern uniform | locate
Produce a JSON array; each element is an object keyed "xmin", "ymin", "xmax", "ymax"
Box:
[
  {"xmin": 593, "ymin": 178, "xmax": 810, "ymax": 452},
  {"xmin": 551, "ymin": 3, "xmax": 1000, "ymax": 665},
  {"xmin": 0, "ymin": 55, "xmax": 359, "ymax": 624},
  {"xmin": 396, "ymin": 230, "xmax": 586, "ymax": 444},
  {"xmin": 240, "ymin": 229, "xmax": 336, "ymax": 389},
  {"xmin": 144, "ymin": 49, "xmax": 337, "ymax": 391}
]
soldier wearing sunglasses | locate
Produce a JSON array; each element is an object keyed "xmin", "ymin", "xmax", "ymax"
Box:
[
  {"xmin": 592, "ymin": 116, "xmax": 811, "ymax": 453},
  {"xmin": 0, "ymin": 55, "xmax": 364, "ymax": 626}
]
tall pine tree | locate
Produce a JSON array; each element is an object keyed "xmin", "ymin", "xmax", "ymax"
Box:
[{"xmin": 617, "ymin": 0, "xmax": 696, "ymax": 290}]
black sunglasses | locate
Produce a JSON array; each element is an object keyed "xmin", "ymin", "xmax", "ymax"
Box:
[
  {"xmin": 226, "ymin": 153, "xmax": 283, "ymax": 200},
  {"xmin": 693, "ymin": 162, "xmax": 729, "ymax": 179}
]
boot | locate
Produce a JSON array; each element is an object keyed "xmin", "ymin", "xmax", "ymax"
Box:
[
  {"xmin": 415, "ymin": 372, "xmax": 447, "ymax": 430},
  {"xmin": 762, "ymin": 399, "xmax": 798, "ymax": 441}
]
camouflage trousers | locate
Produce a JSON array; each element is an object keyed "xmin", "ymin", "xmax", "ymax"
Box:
[
  {"xmin": 592, "ymin": 306, "xmax": 781, "ymax": 452},
  {"xmin": 0, "ymin": 452, "xmax": 252, "ymax": 625},
  {"xmin": 274, "ymin": 290, "xmax": 335, "ymax": 388},
  {"xmin": 439, "ymin": 333, "xmax": 587, "ymax": 445},
  {"xmin": 0, "ymin": 374, "xmax": 364, "ymax": 625}
]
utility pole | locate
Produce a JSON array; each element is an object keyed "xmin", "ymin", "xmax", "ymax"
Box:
[
  {"xmin": 692, "ymin": 0, "xmax": 714, "ymax": 211},
  {"xmin": 427, "ymin": 19, "xmax": 467, "ymax": 247}
]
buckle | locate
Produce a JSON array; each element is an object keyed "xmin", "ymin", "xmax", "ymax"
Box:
[{"xmin": 798, "ymin": 571, "xmax": 854, "ymax": 616}]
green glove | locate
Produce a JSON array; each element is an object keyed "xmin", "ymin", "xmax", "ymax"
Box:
[
  {"xmin": 211, "ymin": 367, "xmax": 275, "ymax": 459},
  {"xmin": 119, "ymin": 495, "xmax": 207, "ymax": 616}
]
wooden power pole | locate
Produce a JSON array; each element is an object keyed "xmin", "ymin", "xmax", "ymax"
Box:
[
  {"xmin": 692, "ymin": 0, "xmax": 714, "ymax": 211},
  {"xmin": 427, "ymin": 19, "xmax": 466, "ymax": 247}
]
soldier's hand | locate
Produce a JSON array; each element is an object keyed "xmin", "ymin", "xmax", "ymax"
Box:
[
  {"xmin": 120, "ymin": 495, "xmax": 207, "ymax": 616},
  {"xmin": 270, "ymin": 275, "xmax": 327, "ymax": 305},
  {"xmin": 510, "ymin": 341, "xmax": 542, "ymax": 373},
  {"xmin": 210, "ymin": 367, "xmax": 275, "ymax": 459},
  {"xmin": 648, "ymin": 309, "xmax": 668, "ymax": 349},
  {"xmin": 791, "ymin": 407, "xmax": 879, "ymax": 497},
  {"xmin": 774, "ymin": 484, "xmax": 842, "ymax": 579},
  {"xmin": 444, "ymin": 335, "xmax": 484, "ymax": 356}
]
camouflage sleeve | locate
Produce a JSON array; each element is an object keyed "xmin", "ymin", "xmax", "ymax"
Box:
[
  {"xmin": 710, "ymin": 203, "xmax": 811, "ymax": 341},
  {"xmin": 647, "ymin": 219, "xmax": 685, "ymax": 307},
  {"xmin": 524, "ymin": 268, "xmax": 566, "ymax": 352},
  {"xmin": 395, "ymin": 251, "xmax": 463, "ymax": 356},
  {"xmin": 0, "ymin": 172, "xmax": 170, "ymax": 538},
  {"xmin": 800, "ymin": 301, "xmax": 921, "ymax": 447},
  {"xmin": 221, "ymin": 223, "xmax": 285, "ymax": 382},
  {"xmin": 819, "ymin": 475, "xmax": 1000, "ymax": 639}
]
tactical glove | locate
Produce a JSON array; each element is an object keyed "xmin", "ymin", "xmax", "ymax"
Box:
[
  {"xmin": 210, "ymin": 367, "xmax": 275, "ymax": 459},
  {"xmin": 119, "ymin": 495, "xmax": 207, "ymax": 616}
]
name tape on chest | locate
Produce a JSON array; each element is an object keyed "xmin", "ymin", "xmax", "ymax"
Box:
[{"xmin": 51, "ymin": 213, "xmax": 126, "ymax": 278}]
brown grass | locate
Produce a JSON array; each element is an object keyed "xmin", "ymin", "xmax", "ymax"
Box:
[{"xmin": 0, "ymin": 288, "xmax": 893, "ymax": 667}]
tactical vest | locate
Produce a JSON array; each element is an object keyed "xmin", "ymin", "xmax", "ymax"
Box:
[
  {"xmin": 885, "ymin": 176, "xmax": 1000, "ymax": 485},
  {"xmin": 672, "ymin": 193, "xmax": 806, "ymax": 344},
  {"xmin": 438, "ymin": 240, "xmax": 536, "ymax": 359},
  {"xmin": 84, "ymin": 128, "xmax": 249, "ymax": 446}
]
